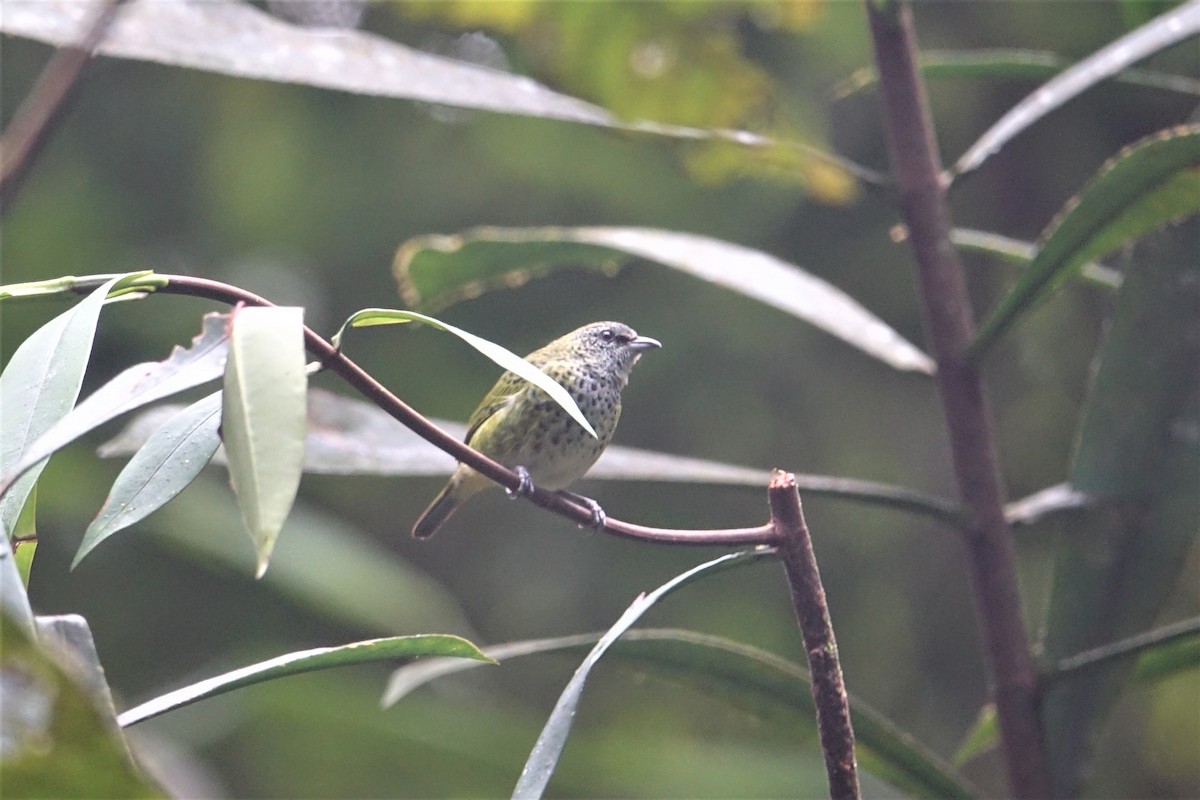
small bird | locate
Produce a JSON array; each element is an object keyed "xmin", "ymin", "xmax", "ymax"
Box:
[{"xmin": 412, "ymin": 321, "xmax": 661, "ymax": 539}]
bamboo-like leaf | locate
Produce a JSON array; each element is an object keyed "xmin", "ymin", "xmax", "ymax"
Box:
[
  {"xmin": 834, "ymin": 48, "xmax": 1200, "ymax": 99},
  {"xmin": 1041, "ymin": 243, "xmax": 1200, "ymax": 796},
  {"xmin": 0, "ymin": 275, "xmax": 132, "ymax": 535},
  {"xmin": 117, "ymin": 634, "xmax": 490, "ymax": 728},
  {"xmin": 73, "ymin": 392, "xmax": 223, "ymax": 569},
  {"xmin": 951, "ymin": 229, "xmax": 1122, "ymax": 290},
  {"xmin": 970, "ymin": 126, "xmax": 1200, "ymax": 359},
  {"xmin": 0, "ymin": 0, "xmax": 873, "ymax": 188},
  {"xmin": 385, "ymin": 627, "xmax": 977, "ymax": 799},
  {"xmin": 395, "ymin": 226, "xmax": 935, "ymax": 374},
  {"xmin": 953, "ymin": 2, "xmax": 1200, "ymax": 177},
  {"xmin": 222, "ymin": 306, "xmax": 308, "ymax": 578},
  {"xmin": 100, "ymin": 389, "xmax": 967, "ymax": 526},
  {"xmin": 334, "ymin": 308, "xmax": 598, "ymax": 438},
  {"xmin": 512, "ymin": 550, "xmax": 771, "ymax": 799},
  {"xmin": 0, "ymin": 313, "xmax": 229, "ymax": 507}
]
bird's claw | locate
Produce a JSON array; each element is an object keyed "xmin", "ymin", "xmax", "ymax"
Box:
[
  {"xmin": 575, "ymin": 496, "xmax": 607, "ymax": 529},
  {"xmin": 506, "ymin": 466, "xmax": 535, "ymax": 499}
]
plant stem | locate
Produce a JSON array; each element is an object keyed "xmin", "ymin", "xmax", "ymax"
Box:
[
  {"xmin": 771, "ymin": 470, "xmax": 859, "ymax": 800},
  {"xmin": 864, "ymin": 4, "xmax": 1050, "ymax": 797}
]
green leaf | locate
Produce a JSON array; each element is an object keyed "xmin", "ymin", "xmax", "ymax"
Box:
[
  {"xmin": 333, "ymin": 307, "xmax": 598, "ymax": 438},
  {"xmin": 73, "ymin": 391, "xmax": 223, "ymax": 569},
  {"xmin": 0, "ymin": 271, "xmax": 164, "ymax": 301},
  {"xmin": 394, "ymin": 226, "xmax": 935, "ymax": 374},
  {"xmin": 0, "ymin": 312, "xmax": 229, "ymax": 507},
  {"xmin": 385, "ymin": 627, "xmax": 977, "ymax": 799},
  {"xmin": 952, "ymin": 704, "xmax": 997, "ymax": 768},
  {"xmin": 0, "ymin": 275, "xmax": 130, "ymax": 535},
  {"xmin": 117, "ymin": 634, "xmax": 491, "ymax": 728},
  {"xmin": 951, "ymin": 228, "xmax": 1122, "ymax": 290},
  {"xmin": 0, "ymin": 531, "xmax": 35, "ymax": 637},
  {"xmin": 0, "ymin": 609, "xmax": 163, "ymax": 798},
  {"xmin": 953, "ymin": 4, "xmax": 1200, "ymax": 177},
  {"xmin": 101, "ymin": 389, "xmax": 967, "ymax": 525},
  {"xmin": 222, "ymin": 306, "xmax": 308, "ymax": 578},
  {"xmin": 1041, "ymin": 243, "xmax": 1200, "ymax": 796},
  {"xmin": 971, "ymin": 126, "xmax": 1200, "ymax": 359},
  {"xmin": 12, "ymin": 484, "xmax": 38, "ymax": 587},
  {"xmin": 834, "ymin": 49, "xmax": 1200, "ymax": 99}
]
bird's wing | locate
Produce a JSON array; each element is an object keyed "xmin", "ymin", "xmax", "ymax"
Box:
[{"xmin": 462, "ymin": 368, "xmax": 530, "ymax": 445}]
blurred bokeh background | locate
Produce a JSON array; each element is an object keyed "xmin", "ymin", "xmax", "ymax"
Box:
[{"xmin": 2, "ymin": 1, "xmax": 1197, "ymax": 797}]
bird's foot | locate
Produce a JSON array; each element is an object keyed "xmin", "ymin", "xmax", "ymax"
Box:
[
  {"xmin": 506, "ymin": 466, "xmax": 535, "ymax": 499},
  {"xmin": 560, "ymin": 490, "xmax": 606, "ymax": 529}
]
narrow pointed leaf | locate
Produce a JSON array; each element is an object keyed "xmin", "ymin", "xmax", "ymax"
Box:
[
  {"xmin": 0, "ymin": 276, "xmax": 128, "ymax": 534},
  {"xmin": 0, "ymin": 0, "xmax": 871, "ymax": 190},
  {"xmin": 117, "ymin": 634, "xmax": 489, "ymax": 728},
  {"xmin": 395, "ymin": 226, "xmax": 935, "ymax": 374},
  {"xmin": 1, "ymin": 533, "xmax": 35, "ymax": 637},
  {"xmin": 1041, "ymin": 247, "xmax": 1200, "ymax": 796},
  {"xmin": 951, "ymin": 228, "xmax": 1122, "ymax": 289},
  {"xmin": 513, "ymin": 550, "xmax": 770, "ymax": 799},
  {"xmin": 971, "ymin": 126, "xmax": 1200, "ymax": 358},
  {"xmin": 1, "ymin": 313, "xmax": 229, "ymax": 507},
  {"xmin": 73, "ymin": 392, "xmax": 223, "ymax": 569},
  {"xmin": 334, "ymin": 308, "xmax": 597, "ymax": 438},
  {"xmin": 101, "ymin": 389, "xmax": 966, "ymax": 525},
  {"xmin": 834, "ymin": 48, "xmax": 1200, "ymax": 99},
  {"xmin": 385, "ymin": 627, "xmax": 977, "ymax": 799},
  {"xmin": 953, "ymin": 1, "xmax": 1200, "ymax": 177},
  {"xmin": 222, "ymin": 306, "xmax": 308, "ymax": 578}
]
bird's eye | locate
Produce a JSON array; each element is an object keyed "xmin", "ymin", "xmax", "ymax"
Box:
[{"xmin": 599, "ymin": 328, "xmax": 615, "ymax": 342}]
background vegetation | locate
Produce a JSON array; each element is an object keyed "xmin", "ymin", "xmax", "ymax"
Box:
[{"xmin": 2, "ymin": 1, "xmax": 1197, "ymax": 797}]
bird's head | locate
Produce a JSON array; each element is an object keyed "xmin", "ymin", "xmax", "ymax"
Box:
[{"xmin": 557, "ymin": 321, "xmax": 661, "ymax": 380}]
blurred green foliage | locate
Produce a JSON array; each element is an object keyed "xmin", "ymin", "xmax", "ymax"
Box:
[{"xmin": 2, "ymin": 1, "xmax": 1197, "ymax": 797}]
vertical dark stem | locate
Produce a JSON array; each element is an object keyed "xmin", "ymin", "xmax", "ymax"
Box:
[
  {"xmin": 0, "ymin": 0, "xmax": 124, "ymax": 217},
  {"xmin": 771, "ymin": 470, "xmax": 859, "ymax": 800},
  {"xmin": 864, "ymin": 3, "xmax": 1050, "ymax": 798}
]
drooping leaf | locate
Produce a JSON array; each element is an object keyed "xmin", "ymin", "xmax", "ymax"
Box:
[
  {"xmin": 73, "ymin": 391, "xmax": 223, "ymax": 569},
  {"xmin": 970, "ymin": 126, "xmax": 1200, "ymax": 358},
  {"xmin": 333, "ymin": 308, "xmax": 597, "ymax": 438},
  {"xmin": 1041, "ymin": 242, "xmax": 1200, "ymax": 796},
  {"xmin": 0, "ymin": 312, "xmax": 229, "ymax": 506},
  {"xmin": 117, "ymin": 634, "xmax": 491, "ymax": 728},
  {"xmin": 834, "ymin": 48, "xmax": 1200, "ymax": 100},
  {"xmin": 385, "ymin": 627, "xmax": 977, "ymax": 799},
  {"xmin": 0, "ymin": 275, "xmax": 131, "ymax": 535},
  {"xmin": 0, "ymin": 0, "xmax": 870, "ymax": 191},
  {"xmin": 100, "ymin": 389, "xmax": 966, "ymax": 526},
  {"xmin": 222, "ymin": 306, "xmax": 308, "ymax": 578},
  {"xmin": 395, "ymin": 226, "xmax": 935, "ymax": 374},
  {"xmin": 953, "ymin": 2, "xmax": 1200, "ymax": 177}
]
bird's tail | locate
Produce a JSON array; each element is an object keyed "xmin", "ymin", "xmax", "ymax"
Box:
[{"xmin": 412, "ymin": 469, "xmax": 484, "ymax": 539}]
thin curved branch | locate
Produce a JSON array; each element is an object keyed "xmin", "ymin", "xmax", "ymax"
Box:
[{"xmin": 156, "ymin": 274, "xmax": 778, "ymax": 547}]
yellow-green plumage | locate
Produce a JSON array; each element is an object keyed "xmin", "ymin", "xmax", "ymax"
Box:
[{"xmin": 412, "ymin": 321, "xmax": 660, "ymax": 538}]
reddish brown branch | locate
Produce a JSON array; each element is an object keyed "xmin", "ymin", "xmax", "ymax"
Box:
[
  {"xmin": 770, "ymin": 470, "xmax": 860, "ymax": 800},
  {"xmin": 157, "ymin": 274, "xmax": 777, "ymax": 548},
  {"xmin": 865, "ymin": 4, "xmax": 1050, "ymax": 797},
  {"xmin": 0, "ymin": 0, "xmax": 124, "ymax": 216}
]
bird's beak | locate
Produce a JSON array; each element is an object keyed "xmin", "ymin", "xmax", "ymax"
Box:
[{"xmin": 628, "ymin": 335, "xmax": 662, "ymax": 352}]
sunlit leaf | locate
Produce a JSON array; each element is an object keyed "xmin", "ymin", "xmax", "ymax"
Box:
[
  {"xmin": 333, "ymin": 308, "xmax": 597, "ymax": 438},
  {"xmin": 0, "ymin": 0, "xmax": 872, "ymax": 191},
  {"xmin": 222, "ymin": 306, "xmax": 308, "ymax": 577},
  {"xmin": 118, "ymin": 634, "xmax": 491, "ymax": 728},
  {"xmin": 385, "ymin": 627, "xmax": 978, "ymax": 799},
  {"xmin": 73, "ymin": 392, "xmax": 223, "ymax": 569},
  {"xmin": 395, "ymin": 226, "xmax": 935, "ymax": 374},
  {"xmin": 0, "ymin": 313, "xmax": 229, "ymax": 508},
  {"xmin": 0, "ymin": 275, "xmax": 130, "ymax": 535},
  {"xmin": 953, "ymin": 3, "xmax": 1200, "ymax": 177},
  {"xmin": 970, "ymin": 126, "xmax": 1200, "ymax": 359}
]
